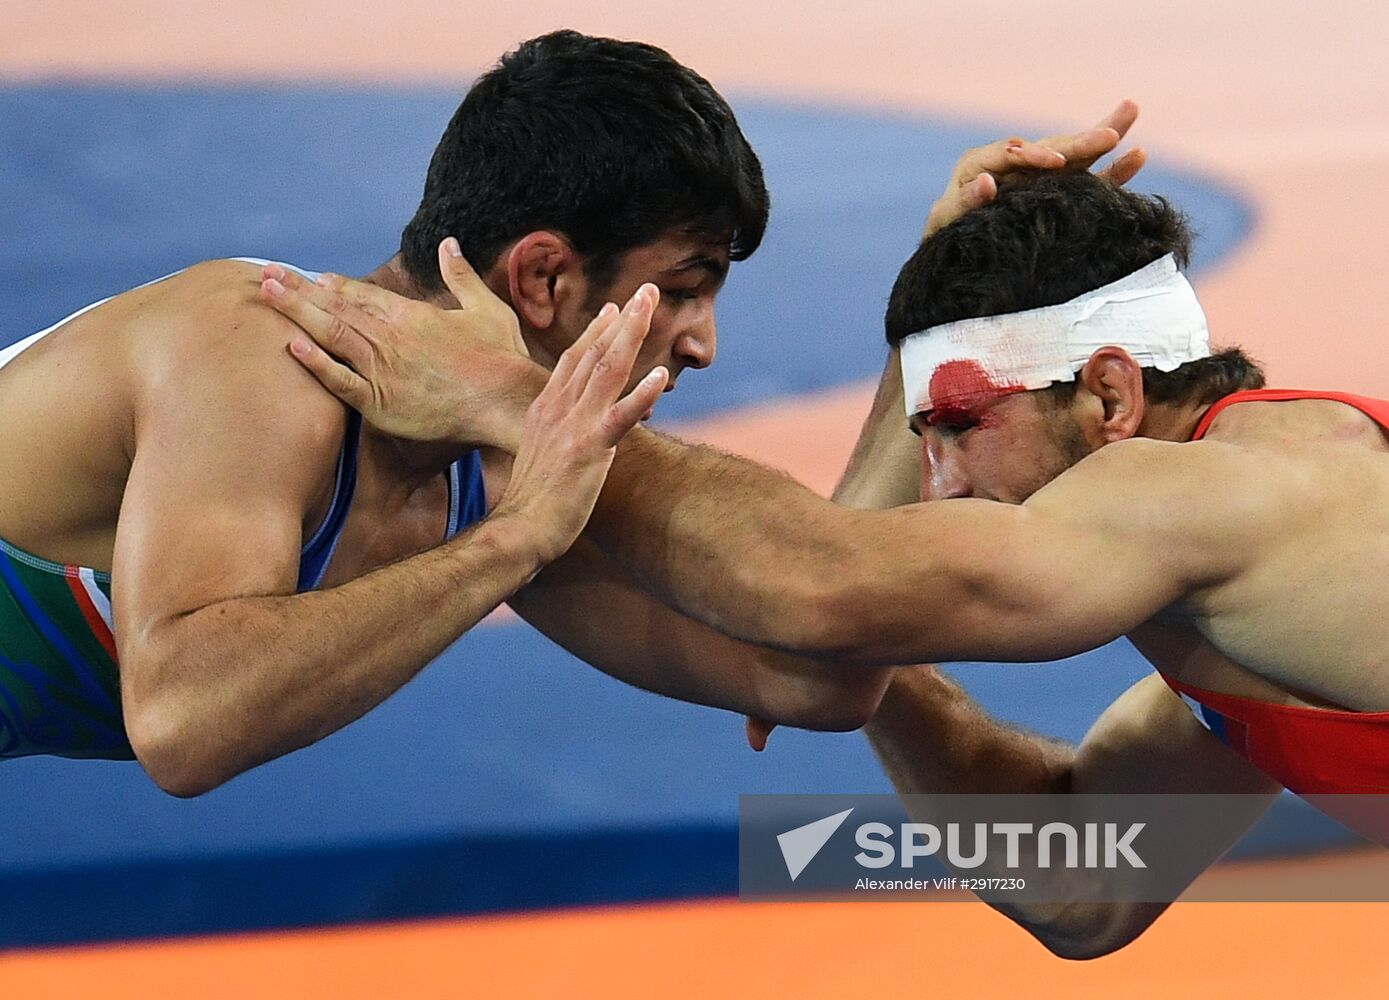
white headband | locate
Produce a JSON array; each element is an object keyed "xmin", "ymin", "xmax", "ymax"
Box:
[{"xmin": 900, "ymin": 254, "xmax": 1210, "ymax": 417}]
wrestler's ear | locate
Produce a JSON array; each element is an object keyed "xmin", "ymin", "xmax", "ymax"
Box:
[
  {"xmin": 1077, "ymin": 347, "xmax": 1145, "ymax": 442},
  {"xmin": 504, "ymin": 231, "xmax": 581, "ymax": 331}
]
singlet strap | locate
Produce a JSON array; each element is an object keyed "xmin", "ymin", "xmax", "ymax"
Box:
[
  {"xmin": 297, "ymin": 410, "xmax": 363, "ymax": 591},
  {"xmin": 1191, "ymin": 388, "xmax": 1389, "ymax": 440},
  {"xmin": 445, "ymin": 450, "xmax": 489, "ymax": 540}
]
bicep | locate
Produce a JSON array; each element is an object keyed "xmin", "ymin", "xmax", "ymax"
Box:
[
  {"xmin": 112, "ymin": 326, "xmax": 344, "ymax": 662},
  {"xmin": 831, "ymin": 444, "xmax": 1247, "ymax": 665},
  {"xmin": 827, "ymin": 498, "xmax": 1185, "ymax": 665}
]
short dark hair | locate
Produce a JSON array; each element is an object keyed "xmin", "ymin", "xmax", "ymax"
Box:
[
  {"xmin": 885, "ymin": 171, "xmax": 1262, "ymax": 406},
  {"xmin": 399, "ymin": 30, "xmax": 769, "ymax": 292}
]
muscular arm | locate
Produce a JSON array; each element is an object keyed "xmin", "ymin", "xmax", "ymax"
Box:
[
  {"xmin": 588, "ymin": 431, "xmax": 1264, "ymax": 667},
  {"xmin": 115, "ymin": 274, "xmax": 662, "ymax": 797},
  {"xmin": 508, "ymin": 537, "xmax": 889, "ymax": 731},
  {"xmin": 867, "ymin": 668, "xmax": 1281, "ymax": 957},
  {"xmin": 831, "ymin": 348, "xmax": 920, "ymax": 511},
  {"xmin": 115, "ymin": 310, "xmax": 551, "ymax": 796},
  {"xmin": 501, "ymin": 352, "xmax": 919, "ymax": 731}
]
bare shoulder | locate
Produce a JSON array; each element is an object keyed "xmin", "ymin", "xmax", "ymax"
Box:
[{"xmin": 126, "ymin": 259, "xmax": 347, "ymax": 451}]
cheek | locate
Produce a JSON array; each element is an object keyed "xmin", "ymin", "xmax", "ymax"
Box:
[{"xmin": 640, "ymin": 318, "xmax": 679, "ymax": 360}]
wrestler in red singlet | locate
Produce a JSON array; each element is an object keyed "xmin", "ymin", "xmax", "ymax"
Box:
[{"xmin": 1160, "ymin": 389, "xmax": 1389, "ymax": 794}]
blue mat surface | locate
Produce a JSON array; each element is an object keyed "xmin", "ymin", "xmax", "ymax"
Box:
[{"xmin": 3, "ymin": 83, "xmax": 1320, "ymax": 949}]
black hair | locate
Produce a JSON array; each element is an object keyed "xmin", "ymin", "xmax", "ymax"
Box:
[
  {"xmin": 399, "ymin": 29, "xmax": 769, "ymax": 292},
  {"xmin": 885, "ymin": 171, "xmax": 1262, "ymax": 406}
]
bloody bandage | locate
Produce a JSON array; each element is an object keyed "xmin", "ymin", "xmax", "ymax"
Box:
[{"xmin": 899, "ymin": 254, "xmax": 1211, "ymax": 418}]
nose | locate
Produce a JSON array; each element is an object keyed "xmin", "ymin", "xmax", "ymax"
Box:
[
  {"xmin": 674, "ymin": 305, "xmax": 717, "ymax": 371},
  {"xmin": 920, "ymin": 434, "xmax": 972, "ymax": 501}
]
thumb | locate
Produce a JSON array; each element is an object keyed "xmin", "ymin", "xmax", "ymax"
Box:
[{"xmin": 437, "ymin": 236, "xmax": 489, "ymax": 305}]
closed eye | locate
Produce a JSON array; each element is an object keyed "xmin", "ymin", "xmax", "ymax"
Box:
[{"xmin": 934, "ymin": 419, "xmax": 978, "ymax": 435}]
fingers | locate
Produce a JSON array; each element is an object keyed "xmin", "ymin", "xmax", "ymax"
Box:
[
  {"xmin": 286, "ymin": 336, "xmax": 372, "ymax": 409},
  {"xmin": 1094, "ymin": 99, "xmax": 1140, "ymax": 142},
  {"xmin": 261, "ymin": 266, "xmax": 377, "ymax": 373},
  {"xmin": 436, "ymin": 237, "xmax": 492, "ymax": 306},
  {"xmin": 550, "ymin": 302, "xmax": 621, "ymax": 389},
  {"xmin": 604, "ymin": 366, "xmax": 668, "ymax": 443},
  {"xmin": 593, "ymin": 284, "xmax": 659, "ymax": 390},
  {"xmin": 927, "ymin": 100, "xmax": 1143, "ymax": 240},
  {"xmin": 1030, "ymin": 126, "xmax": 1120, "ymax": 171},
  {"xmin": 745, "ymin": 716, "xmax": 776, "ymax": 752},
  {"xmin": 565, "ymin": 285, "xmax": 656, "ymax": 399},
  {"xmin": 924, "ymin": 172, "xmax": 998, "ymax": 237},
  {"xmin": 951, "ymin": 137, "xmax": 1060, "ymax": 190},
  {"xmin": 312, "ymin": 270, "xmax": 403, "ymax": 321},
  {"xmin": 1003, "ymin": 141, "xmax": 1067, "ymax": 170},
  {"xmin": 1099, "ymin": 146, "xmax": 1147, "ymax": 187},
  {"xmin": 1032, "ymin": 101, "xmax": 1140, "ymax": 173}
]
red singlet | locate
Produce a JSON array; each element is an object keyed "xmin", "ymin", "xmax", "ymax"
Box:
[{"xmin": 1159, "ymin": 389, "xmax": 1389, "ymax": 793}]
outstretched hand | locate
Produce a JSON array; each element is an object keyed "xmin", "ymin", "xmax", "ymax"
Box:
[
  {"xmin": 923, "ymin": 100, "xmax": 1147, "ymax": 239},
  {"xmin": 494, "ymin": 285, "xmax": 669, "ymax": 565},
  {"xmin": 262, "ymin": 238, "xmax": 539, "ymax": 450}
]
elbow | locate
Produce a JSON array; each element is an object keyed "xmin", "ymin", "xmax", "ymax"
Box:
[
  {"xmin": 791, "ymin": 579, "xmax": 899, "ymax": 666},
  {"xmin": 791, "ymin": 674, "xmax": 890, "ymax": 732},
  {"xmin": 1023, "ymin": 902, "xmax": 1164, "ymax": 961},
  {"xmin": 125, "ymin": 698, "xmax": 230, "ymax": 799},
  {"xmin": 762, "ymin": 665, "xmax": 891, "ymax": 734}
]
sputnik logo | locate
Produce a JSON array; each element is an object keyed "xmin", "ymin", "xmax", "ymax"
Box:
[{"xmin": 776, "ymin": 808, "xmax": 854, "ymax": 882}]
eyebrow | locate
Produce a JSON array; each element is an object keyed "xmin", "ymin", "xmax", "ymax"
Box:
[{"xmin": 670, "ymin": 255, "xmax": 729, "ymax": 282}]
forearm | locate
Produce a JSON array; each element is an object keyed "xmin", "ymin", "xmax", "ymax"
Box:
[
  {"xmin": 867, "ymin": 665, "xmax": 1073, "ymax": 796},
  {"xmin": 863, "ymin": 669, "xmax": 1269, "ymax": 959},
  {"xmin": 864, "ymin": 667, "xmax": 1137, "ymax": 954},
  {"xmin": 585, "ymin": 350, "xmax": 923, "ymax": 658},
  {"xmin": 122, "ymin": 513, "xmax": 544, "ymax": 795},
  {"xmin": 588, "ymin": 427, "xmax": 863, "ymax": 654},
  {"xmin": 832, "ymin": 348, "xmax": 920, "ymax": 511},
  {"xmin": 510, "ymin": 537, "xmax": 889, "ymax": 730}
]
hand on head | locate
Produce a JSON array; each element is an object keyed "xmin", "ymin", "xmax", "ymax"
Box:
[{"xmin": 923, "ymin": 100, "xmax": 1147, "ymax": 239}]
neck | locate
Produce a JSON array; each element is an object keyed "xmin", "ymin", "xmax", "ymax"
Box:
[
  {"xmin": 1138, "ymin": 397, "xmax": 1216, "ymax": 443},
  {"xmin": 357, "ymin": 424, "xmax": 465, "ymax": 497},
  {"xmin": 360, "ymin": 253, "xmax": 459, "ymax": 309},
  {"xmin": 352, "ymin": 254, "xmax": 472, "ymax": 483}
]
